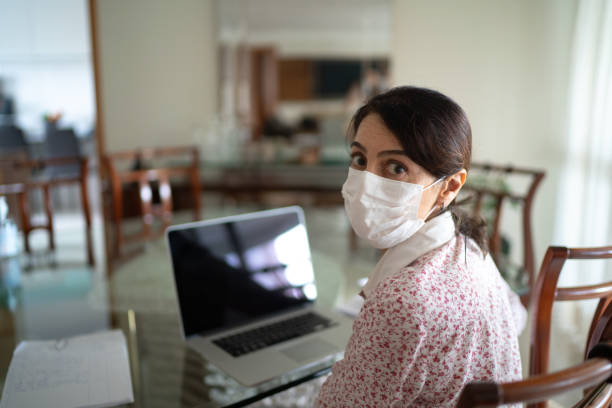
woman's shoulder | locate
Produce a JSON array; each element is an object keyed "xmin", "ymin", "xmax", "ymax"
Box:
[
  {"xmin": 409, "ymin": 233, "xmax": 494, "ymax": 278},
  {"xmin": 386, "ymin": 234, "xmax": 483, "ymax": 281},
  {"xmin": 371, "ymin": 235, "xmax": 499, "ymax": 315}
]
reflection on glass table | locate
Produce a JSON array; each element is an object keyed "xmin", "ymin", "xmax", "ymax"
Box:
[
  {"xmin": 0, "ymin": 230, "xmax": 363, "ymax": 408},
  {"xmin": 116, "ymin": 310, "xmax": 343, "ymax": 408}
]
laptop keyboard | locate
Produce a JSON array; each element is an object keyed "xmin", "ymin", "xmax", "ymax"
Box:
[{"xmin": 213, "ymin": 312, "xmax": 337, "ymax": 357}]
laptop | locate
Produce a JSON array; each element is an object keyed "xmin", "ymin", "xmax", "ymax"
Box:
[{"xmin": 165, "ymin": 206, "xmax": 353, "ymax": 386}]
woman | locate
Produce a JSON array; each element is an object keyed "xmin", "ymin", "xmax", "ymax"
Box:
[{"xmin": 315, "ymin": 86, "xmax": 526, "ymax": 407}]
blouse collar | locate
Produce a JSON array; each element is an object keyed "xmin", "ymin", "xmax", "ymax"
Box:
[{"xmin": 361, "ymin": 211, "xmax": 456, "ymax": 298}]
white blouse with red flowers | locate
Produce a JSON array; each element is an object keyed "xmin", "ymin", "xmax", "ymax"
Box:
[{"xmin": 315, "ymin": 228, "xmax": 525, "ymax": 407}]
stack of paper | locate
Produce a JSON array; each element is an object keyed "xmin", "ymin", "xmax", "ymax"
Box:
[
  {"xmin": 0, "ymin": 330, "xmax": 134, "ymax": 408},
  {"xmin": 336, "ymin": 293, "xmax": 365, "ymax": 317}
]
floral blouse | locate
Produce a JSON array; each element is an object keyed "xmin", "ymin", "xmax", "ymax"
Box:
[{"xmin": 315, "ymin": 234, "xmax": 524, "ymax": 407}]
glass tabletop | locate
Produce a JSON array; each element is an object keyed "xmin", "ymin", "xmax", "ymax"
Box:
[{"xmin": 0, "ymin": 230, "xmax": 368, "ymax": 408}]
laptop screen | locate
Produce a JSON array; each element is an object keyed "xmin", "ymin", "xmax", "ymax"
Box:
[{"xmin": 167, "ymin": 208, "xmax": 317, "ymax": 337}]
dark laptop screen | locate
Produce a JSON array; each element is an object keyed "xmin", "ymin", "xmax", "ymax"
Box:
[{"xmin": 167, "ymin": 209, "xmax": 317, "ymax": 337}]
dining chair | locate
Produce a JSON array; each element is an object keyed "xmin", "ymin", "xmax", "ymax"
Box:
[
  {"xmin": 459, "ymin": 163, "xmax": 545, "ymax": 306},
  {"xmin": 43, "ymin": 128, "xmax": 81, "ymax": 178},
  {"xmin": 0, "ymin": 157, "xmax": 94, "ymax": 266},
  {"xmin": 458, "ymin": 296, "xmax": 612, "ymax": 408},
  {"xmin": 528, "ymin": 245, "xmax": 612, "ymax": 408},
  {"xmin": 0, "ymin": 125, "xmax": 28, "ymax": 155},
  {"xmin": 104, "ymin": 146, "xmax": 201, "ymax": 259},
  {"xmin": 456, "ymin": 345, "xmax": 612, "ymax": 408}
]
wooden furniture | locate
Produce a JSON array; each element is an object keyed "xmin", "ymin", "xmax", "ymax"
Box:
[
  {"xmin": 456, "ymin": 348, "xmax": 612, "ymax": 407},
  {"xmin": 0, "ymin": 125, "xmax": 28, "ymax": 154},
  {"xmin": 201, "ymin": 163, "xmax": 346, "ymax": 206},
  {"xmin": 250, "ymin": 47, "xmax": 278, "ymax": 139},
  {"xmin": 460, "ymin": 163, "xmax": 545, "ymax": 304},
  {"xmin": 529, "ymin": 245, "xmax": 612, "ymax": 408},
  {"xmin": 459, "ymin": 297, "xmax": 612, "ymax": 408},
  {"xmin": 104, "ymin": 146, "xmax": 201, "ymax": 259},
  {"xmin": 0, "ymin": 157, "xmax": 93, "ymax": 265}
]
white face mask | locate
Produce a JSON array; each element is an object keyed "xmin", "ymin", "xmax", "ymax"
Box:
[{"xmin": 341, "ymin": 167, "xmax": 443, "ymax": 249}]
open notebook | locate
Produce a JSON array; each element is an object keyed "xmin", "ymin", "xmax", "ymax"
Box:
[{"xmin": 0, "ymin": 330, "xmax": 133, "ymax": 408}]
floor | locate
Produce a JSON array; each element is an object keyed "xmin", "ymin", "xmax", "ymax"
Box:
[{"xmin": 13, "ymin": 193, "xmax": 589, "ymax": 407}]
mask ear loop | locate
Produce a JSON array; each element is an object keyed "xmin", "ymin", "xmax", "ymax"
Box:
[
  {"xmin": 423, "ymin": 176, "xmax": 448, "ymax": 220},
  {"xmin": 423, "ymin": 176, "xmax": 445, "ymax": 191},
  {"xmin": 429, "ymin": 176, "xmax": 449, "ymax": 213}
]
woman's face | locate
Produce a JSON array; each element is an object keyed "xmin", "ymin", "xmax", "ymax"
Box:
[{"xmin": 349, "ymin": 113, "xmax": 443, "ymax": 219}]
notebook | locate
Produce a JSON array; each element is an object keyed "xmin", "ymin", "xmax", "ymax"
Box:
[
  {"xmin": 165, "ymin": 206, "xmax": 353, "ymax": 386},
  {"xmin": 0, "ymin": 330, "xmax": 133, "ymax": 408}
]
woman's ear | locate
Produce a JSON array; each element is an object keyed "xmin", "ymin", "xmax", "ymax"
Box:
[{"xmin": 441, "ymin": 169, "xmax": 467, "ymax": 206}]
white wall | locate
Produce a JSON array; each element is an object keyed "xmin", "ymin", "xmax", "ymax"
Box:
[
  {"xmin": 217, "ymin": 0, "xmax": 391, "ymax": 58},
  {"xmin": 95, "ymin": 0, "xmax": 218, "ymax": 153},
  {"xmin": 392, "ymin": 0, "xmax": 577, "ymax": 266},
  {"xmin": 0, "ymin": 0, "xmax": 95, "ymax": 140}
]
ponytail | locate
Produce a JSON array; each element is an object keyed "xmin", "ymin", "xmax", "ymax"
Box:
[{"xmin": 449, "ymin": 204, "xmax": 488, "ymax": 256}]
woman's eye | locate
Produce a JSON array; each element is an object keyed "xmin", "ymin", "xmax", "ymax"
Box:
[
  {"xmin": 350, "ymin": 154, "xmax": 366, "ymax": 168},
  {"xmin": 386, "ymin": 162, "xmax": 407, "ymax": 176}
]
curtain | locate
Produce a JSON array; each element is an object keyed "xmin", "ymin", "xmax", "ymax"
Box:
[
  {"xmin": 551, "ymin": 0, "xmax": 612, "ymax": 344},
  {"xmin": 555, "ymin": 0, "xmax": 612, "ymax": 287}
]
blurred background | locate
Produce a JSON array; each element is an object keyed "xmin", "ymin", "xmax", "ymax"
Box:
[{"xmin": 0, "ymin": 0, "xmax": 611, "ymax": 405}]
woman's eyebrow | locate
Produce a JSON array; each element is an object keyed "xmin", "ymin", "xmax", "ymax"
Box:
[
  {"xmin": 350, "ymin": 141, "xmax": 366, "ymax": 152},
  {"xmin": 378, "ymin": 150, "xmax": 409, "ymax": 157}
]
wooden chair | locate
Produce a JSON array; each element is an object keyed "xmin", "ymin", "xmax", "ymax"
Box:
[
  {"xmin": 529, "ymin": 245, "xmax": 612, "ymax": 408},
  {"xmin": 0, "ymin": 157, "xmax": 94, "ymax": 265},
  {"xmin": 459, "ymin": 163, "xmax": 545, "ymax": 305},
  {"xmin": 104, "ymin": 146, "xmax": 201, "ymax": 259},
  {"xmin": 458, "ymin": 297, "xmax": 612, "ymax": 408},
  {"xmin": 456, "ymin": 348, "xmax": 612, "ymax": 407}
]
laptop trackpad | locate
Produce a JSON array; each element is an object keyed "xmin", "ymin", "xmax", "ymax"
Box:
[{"xmin": 280, "ymin": 338, "xmax": 339, "ymax": 363}]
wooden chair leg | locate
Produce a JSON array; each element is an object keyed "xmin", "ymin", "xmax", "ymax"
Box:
[
  {"xmin": 159, "ymin": 174, "xmax": 173, "ymax": 232},
  {"xmin": 42, "ymin": 184, "xmax": 55, "ymax": 251},
  {"xmin": 79, "ymin": 162, "xmax": 94, "ymax": 266},
  {"xmin": 18, "ymin": 190, "xmax": 31, "ymax": 254},
  {"xmin": 139, "ymin": 178, "xmax": 153, "ymax": 240}
]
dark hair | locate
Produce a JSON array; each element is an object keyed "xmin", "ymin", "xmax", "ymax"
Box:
[{"xmin": 349, "ymin": 86, "xmax": 488, "ymax": 255}]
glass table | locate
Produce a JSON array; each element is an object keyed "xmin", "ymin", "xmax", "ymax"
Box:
[{"xmin": 0, "ymin": 230, "xmax": 368, "ymax": 408}]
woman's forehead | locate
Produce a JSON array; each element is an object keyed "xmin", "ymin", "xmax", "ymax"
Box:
[{"xmin": 353, "ymin": 114, "xmax": 403, "ymax": 151}]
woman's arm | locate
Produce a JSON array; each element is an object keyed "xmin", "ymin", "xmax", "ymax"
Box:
[
  {"xmin": 505, "ymin": 281, "xmax": 527, "ymax": 334},
  {"xmin": 487, "ymin": 256, "xmax": 527, "ymax": 335},
  {"xmin": 315, "ymin": 295, "xmax": 429, "ymax": 407}
]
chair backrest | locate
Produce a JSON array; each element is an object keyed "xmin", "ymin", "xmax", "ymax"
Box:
[
  {"xmin": 528, "ymin": 245, "xmax": 612, "ymax": 408},
  {"xmin": 45, "ymin": 128, "xmax": 80, "ymax": 158},
  {"xmin": 457, "ymin": 299, "xmax": 612, "ymax": 408},
  {"xmin": 0, "ymin": 156, "xmax": 93, "ymax": 265},
  {"xmin": 103, "ymin": 146, "xmax": 201, "ymax": 258},
  {"xmin": 0, "ymin": 125, "xmax": 27, "ymax": 154},
  {"xmin": 530, "ymin": 246, "xmax": 612, "ymax": 374},
  {"xmin": 43, "ymin": 128, "xmax": 81, "ymax": 178},
  {"xmin": 459, "ymin": 163, "xmax": 545, "ymax": 304},
  {"xmin": 456, "ymin": 353, "xmax": 612, "ymax": 407}
]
